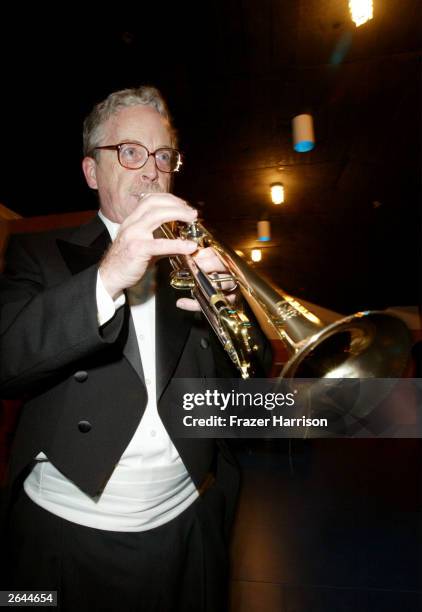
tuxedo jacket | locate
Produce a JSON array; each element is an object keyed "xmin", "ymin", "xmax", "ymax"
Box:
[{"xmin": 0, "ymin": 215, "xmax": 243, "ymax": 530}]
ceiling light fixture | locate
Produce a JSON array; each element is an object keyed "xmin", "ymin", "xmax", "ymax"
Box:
[
  {"xmin": 251, "ymin": 249, "xmax": 262, "ymax": 263},
  {"xmin": 271, "ymin": 183, "xmax": 285, "ymax": 205},
  {"xmin": 349, "ymin": 0, "xmax": 373, "ymax": 27},
  {"xmin": 257, "ymin": 220, "xmax": 271, "ymax": 242},
  {"xmin": 292, "ymin": 114, "xmax": 315, "ymax": 152}
]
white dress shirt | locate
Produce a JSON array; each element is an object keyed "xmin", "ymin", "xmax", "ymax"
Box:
[{"xmin": 24, "ymin": 211, "xmax": 198, "ymax": 531}]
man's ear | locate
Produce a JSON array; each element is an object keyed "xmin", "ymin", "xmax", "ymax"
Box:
[{"xmin": 82, "ymin": 156, "xmax": 98, "ymax": 190}]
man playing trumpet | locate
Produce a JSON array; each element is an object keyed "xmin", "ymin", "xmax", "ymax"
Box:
[{"xmin": 1, "ymin": 85, "xmax": 243, "ymax": 611}]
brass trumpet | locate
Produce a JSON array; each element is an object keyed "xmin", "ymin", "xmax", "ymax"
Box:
[{"xmin": 160, "ymin": 220, "xmax": 411, "ymax": 379}]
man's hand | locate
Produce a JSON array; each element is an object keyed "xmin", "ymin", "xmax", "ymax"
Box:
[
  {"xmin": 176, "ymin": 247, "xmax": 237, "ymax": 312},
  {"xmin": 99, "ymin": 193, "xmax": 198, "ymax": 299}
]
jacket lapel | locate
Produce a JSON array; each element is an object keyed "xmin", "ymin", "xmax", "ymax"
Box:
[
  {"xmin": 155, "ymin": 258, "xmax": 193, "ymax": 401},
  {"xmin": 56, "ymin": 215, "xmax": 144, "ymax": 383},
  {"xmin": 56, "ymin": 215, "xmax": 110, "ymax": 275}
]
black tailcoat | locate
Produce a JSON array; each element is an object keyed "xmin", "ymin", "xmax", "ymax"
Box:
[{"xmin": 0, "ymin": 215, "xmax": 240, "ymax": 532}]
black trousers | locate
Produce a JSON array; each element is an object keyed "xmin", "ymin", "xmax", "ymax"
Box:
[{"xmin": 4, "ymin": 488, "xmax": 229, "ymax": 612}]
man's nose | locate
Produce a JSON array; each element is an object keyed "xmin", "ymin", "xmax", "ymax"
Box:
[{"xmin": 140, "ymin": 154, "xmax": 159, "ymax": 182}]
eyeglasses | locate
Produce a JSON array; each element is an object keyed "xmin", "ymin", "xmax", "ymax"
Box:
[{"xmin": 93, "ymin": 142, "xmax": 182, "ymax": 173}]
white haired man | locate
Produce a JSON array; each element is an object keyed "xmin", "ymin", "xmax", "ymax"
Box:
[{"xmin": 0, "ymin": 86, "xmax": 250, "ymax": 611}]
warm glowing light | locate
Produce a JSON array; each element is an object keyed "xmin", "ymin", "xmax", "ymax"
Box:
[
  {"xmin": 251, "ymin": 249, "xmax": 262, "ymax": 262},
  {"xmin": 235, "ymin": 249, "xmax": 245, "ymax": 257},
  {"xmin": 271, "ymin": 183, "xmax": 284, "ymax": 205},
  {"xmin": 349, "ymin": 0, "xmax": 373, "ymax": 27}
]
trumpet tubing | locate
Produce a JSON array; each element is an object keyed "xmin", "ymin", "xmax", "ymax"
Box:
[{"xmin": 161, "ymin": 220, "xmax": 411, "ymax": 380}]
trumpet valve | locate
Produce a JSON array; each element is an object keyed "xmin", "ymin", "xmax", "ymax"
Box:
[{"xmin": 170, "ymin": 269, "xmax": 195, "ymax": 290}]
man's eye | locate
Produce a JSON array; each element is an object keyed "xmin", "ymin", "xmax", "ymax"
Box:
[
  {"xmin": 122, "ymin": 146, "xmax": 138, "ymax": 158},
  {"xmin": 157, "ymin": 150, "xmax": 171, "ymax": 162}
]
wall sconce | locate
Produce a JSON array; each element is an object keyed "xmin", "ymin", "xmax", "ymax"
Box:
[
  {"xmin": 251, "ymin": 249, "xmax": 262, "ymax": 262},
  {"xmin": 257, "ymin": 220, "xmax": 271, "ymax": 242},
  {"xmin": 292, "ymin": 114, "xmax": 315, "ymax": 152},
  {"xmin": 271, "ymin": 183, "xmax": 284, "ymax": 205},
  {"xmin": 349, "ymin": 0, "xmax": 373, "ymax": 27}
]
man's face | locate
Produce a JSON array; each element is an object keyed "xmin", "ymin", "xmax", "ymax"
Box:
[{"xmin": 83, "ymin": 105, "xmax": 173, "ymax": 223}]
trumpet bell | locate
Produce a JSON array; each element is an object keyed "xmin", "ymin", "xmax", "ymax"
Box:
[{"xmin": 280, "ymin": 311, "xmax": 411, "ymax": 378}]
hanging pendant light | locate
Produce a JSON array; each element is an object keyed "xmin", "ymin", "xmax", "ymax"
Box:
[
  {"xmin": 292, "ymin": 114, "xmax": 315, "ymax": 152},
  {"xmin": 257, "ymin": 220, "xmax": 271, "ymax": 242}
]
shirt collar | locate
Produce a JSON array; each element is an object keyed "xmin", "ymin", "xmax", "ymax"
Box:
[{"xmin": 98, "ymin": 210, "xmax": 120, "ymax": 242}]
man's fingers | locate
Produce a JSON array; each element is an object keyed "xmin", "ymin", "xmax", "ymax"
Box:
[
  {"xmin": 145, "ymin": 238, "xmax": 198, "ymax": 257},
  {"xmin": 176, "ymin": 297, "xmax": 201, "ymax": 311},
  {"xmin": 193, "ymin": 247, "xmax": 227, "ymax": 273},
  {"xmin": 123, "ymin": 206, "xmax": 197, "ymax": 237},
  {"xmin": 123, "ymin": 196, "xmax": 197, "ymax": 232},
  {"xmin": 192, "ymin": 248, "xmax": 237, "ymax": 293}
]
